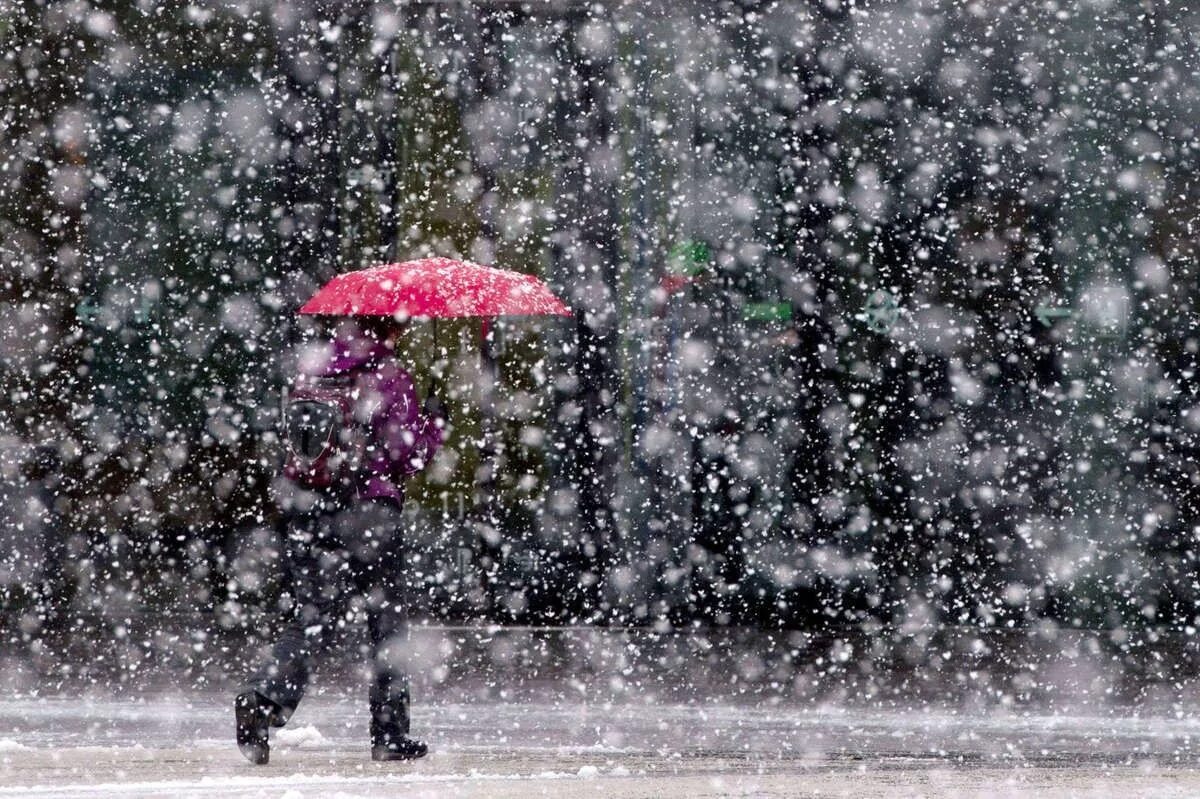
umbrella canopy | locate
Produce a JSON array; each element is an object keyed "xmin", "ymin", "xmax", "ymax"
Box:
[{"xmin": 297, "ymin": 257, "xmax": 571, "ymax": 319}]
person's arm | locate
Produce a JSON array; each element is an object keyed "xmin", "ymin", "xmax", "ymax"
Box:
[{"xmin": 374, "ymin": 366, "xmax": 443, "ymax": 477}]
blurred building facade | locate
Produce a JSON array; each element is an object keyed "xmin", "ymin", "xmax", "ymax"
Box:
[{"xmin": 3, "ymin": 0, "xmax": 1199, "ymax": 666}]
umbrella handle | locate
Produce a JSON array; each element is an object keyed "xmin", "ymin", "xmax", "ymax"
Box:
[
  {"xmin": 428, "ymin": 317, "xmax": 438, "ymax": 399},
  {"xmin": 479, "ymin": 316, "xmax": 499, "ymax": 413},
  {"xmin": 480, "ymin": 317, "xmax": 498, "ymax": 377}
]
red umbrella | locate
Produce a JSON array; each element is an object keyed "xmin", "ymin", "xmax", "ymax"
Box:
[
  {"xmin": 297, "ymin": 257, "xmax": 571, "ymax": 319},
  {"xmin": 296, "ymin": 257, "xmax": 568, "ymax": 536}
]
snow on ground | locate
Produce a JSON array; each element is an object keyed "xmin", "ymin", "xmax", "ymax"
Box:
[
  {"xmin": 1, "ymin": 692, "xmax": 1200, "ymax": 797},
  {"xmin": 273, "ymin": 724, "xmax": 329, "ymax": 749}
]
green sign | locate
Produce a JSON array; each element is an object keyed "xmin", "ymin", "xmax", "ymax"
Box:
[
  {"xmin": 75, "ymin": 297, "xmax": 156, "ymax": 327},
  {"xmin": 668, "ymin": 240, "xmax": 710, "ymax": 276},
  {"xmin": 743, "ymin": 302, "xmax": 792, "ymax": 322},
  {"xmin": 1035, "ymin": 305, "xmax": 1073, "ymax": 327}
]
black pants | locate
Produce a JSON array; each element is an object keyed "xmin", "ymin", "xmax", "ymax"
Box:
[{"xmin": 247, "ymin": 497, "xmax": 411, "ymax": 735}]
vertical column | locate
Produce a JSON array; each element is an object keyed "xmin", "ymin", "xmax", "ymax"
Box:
[
  {"xmin": 546, "ymin": 7, "xmax": 622, "ymax": 621},
  {"xmin": 272, "ymin": 0, "xmax": 347, "ymax": 302}
]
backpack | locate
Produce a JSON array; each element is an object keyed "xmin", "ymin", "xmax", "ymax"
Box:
[{"xmin": 281, "ymin": 373, "xmax": 368, "ymax": 494}]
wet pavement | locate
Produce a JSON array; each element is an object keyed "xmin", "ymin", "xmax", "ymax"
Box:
[
  {"xmin": 2, "ymin": 623, "xmax": 1199, "ymax": 796},
  {"xmin": 2, "ymin": 690, "xmax": 1200, "ymax": 797}
]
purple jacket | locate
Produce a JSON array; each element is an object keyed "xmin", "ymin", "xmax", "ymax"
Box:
[{"xmin": 289, "ymin": 334, "xmax": 444, "ymax": 505}]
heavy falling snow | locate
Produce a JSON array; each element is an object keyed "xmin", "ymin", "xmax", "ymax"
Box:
[{"xmin": 3, "ymin": 0, "xmax": 1200, "ymax": 796}]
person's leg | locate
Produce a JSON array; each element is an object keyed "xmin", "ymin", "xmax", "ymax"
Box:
[
  {"xmin": 246, "ymin": 504, "xmax": 344, "ymax": 722},
  {"xmin": 346, "ymin": 499, "xmax": 425, "ymax": 759},
  {"xmin": 238, "ymin": 502, "xmax": 348, "ymax": 764}
]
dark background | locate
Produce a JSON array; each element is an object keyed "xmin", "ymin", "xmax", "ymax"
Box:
[{"xmin": 3, "ymin": 0, "xmax": 1200, "ymax": 681}]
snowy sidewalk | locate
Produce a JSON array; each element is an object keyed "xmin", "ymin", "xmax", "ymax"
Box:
[{"xmin": 3, "ymin": 693, "xmax": 1200, "ymax": 797}]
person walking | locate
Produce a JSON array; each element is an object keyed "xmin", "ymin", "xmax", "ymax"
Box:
[{"xmin": 235, "ymin": 316, "xmax": 444, "ymax": 764}]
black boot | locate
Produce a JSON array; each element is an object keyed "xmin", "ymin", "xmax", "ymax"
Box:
[
  {"xmin": 371, "ymin": 736, "xmax": 428, "ymax": 761},
  {"xmin": 235, "ymin": 691, "xmax": 278, "ymax": 765},
  {"xmin": 370, "ymin": 687, "xmax": 427, "ymax": 761}
]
